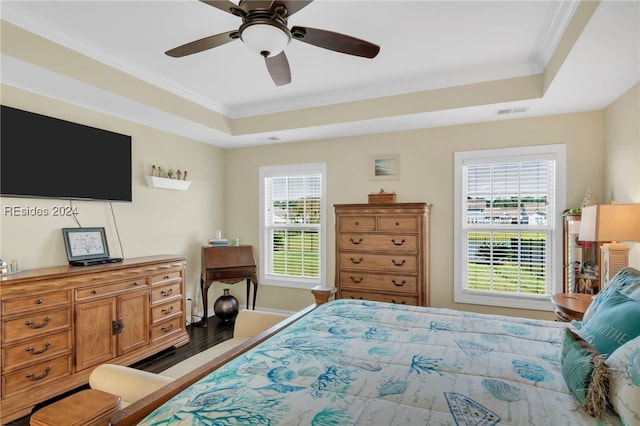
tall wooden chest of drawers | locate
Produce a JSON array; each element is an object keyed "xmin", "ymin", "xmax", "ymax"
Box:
[{"xmin": 334, "ymin": 203, "xmax": 431, "ymax": 306}]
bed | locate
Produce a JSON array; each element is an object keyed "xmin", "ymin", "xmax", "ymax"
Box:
[{"xmin": 112, "ymin": 268, "xmax": 640, "ymax": 426}]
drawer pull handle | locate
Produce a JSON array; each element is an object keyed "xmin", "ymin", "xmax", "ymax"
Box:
[
  {"xmin": 349, "ymin": 276, "xmax": 364, "ymax": 284},
  {"xmin": 391, "ymin": 239, "xmax": 405, "ymax": 246},
  {"xmin": 26, "ymin": 341, "xmax": 51, "ymax": 355},
  {"xmin": 36, "ymin": 299, "xmax": 43, "ymax": 305},
  {"xmin": 162, "ymin": 306, "xmax": 174, "ymax": 315},
  {"xmin": 391, "ymin": 299, "xmax": 407, "ymax": 305},
  {"xmin": 162, "ymin": 324, "xmax": 174, "ymax": 333},
  {"xmin": 161, "ymin": 288, "xmax": 174, "ymax": 297},
  {"xmin": 392, "ymin": 279, "xmax": 406, "ymax": 287},
  {"xmin": 392, "ymin": 259, "xmax": 406, "ymax": 267},
  {"xmin": 350, "ymin": 238, "xmax": 363, "ymax": 245},
  {"xmin": 26, "ymin": 366, "xmax": 52, "ymax": 381},
  {"xmin": 350, "ymin": 257, "xmax": 363, "ymax": 264},
  {"xmin": 349, "ymin": 296, "xmax": 364, "ymax": 300},
  {"xmin": 25, "ymin": 317, "xmax": 51, "ymax": 329}
]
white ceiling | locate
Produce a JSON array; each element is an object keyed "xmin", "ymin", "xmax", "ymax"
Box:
[{"xmin": 1, "ymin": 0, "xmax": 639, "ymax": 148}]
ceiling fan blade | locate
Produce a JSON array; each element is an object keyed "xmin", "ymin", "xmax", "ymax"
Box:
[
  {"xmin": 265, "ymin": 51, "xmax": 291, "ymax": 86},
  {"xmin": 165, "ymin": 30, "xmax": 239, "ymax": 57},
  {"xmin": 199, "ymin": 0, "xmax": 244, "ymax": 16},
  {"xmin": 274, "ymin": 1, "xmax": 313, "ymax": 16},
  {"xmin": 291, "ymin": 26, "xmax": 380, "ymax": 58}
]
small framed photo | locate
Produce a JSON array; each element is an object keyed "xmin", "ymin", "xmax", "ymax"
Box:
[
  {"xmin": 62, "ymin": 227, "xmax": 109, "ymax": 261},
  {"xmin": 369, "ymin": 154, "xmax": 400, "ymax": 180}
]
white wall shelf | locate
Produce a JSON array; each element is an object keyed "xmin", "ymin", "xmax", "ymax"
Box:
[{"xmin": 145, "ymin": 175, "xmax": 191, "ymax": 191}]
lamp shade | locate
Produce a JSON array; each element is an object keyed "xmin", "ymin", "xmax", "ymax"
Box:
[
  {"xmin": 579, "ymin": 204, "xmax": 640, "ymax": 242},
  {"xmin": 240, "ymin": 21, "xmax": 290, "ymax": 58}
]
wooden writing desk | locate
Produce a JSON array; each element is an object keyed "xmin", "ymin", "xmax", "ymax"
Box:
[{"xmin": 201, "ymin": 246, "xmax": 258, "ymax": 327}]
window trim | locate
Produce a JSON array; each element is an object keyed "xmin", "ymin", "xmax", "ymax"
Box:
[
  {"xmin": 453, "ymin": 144, "xmax": 566, "ymax": 311},
  {"xmin": 259, "ymin": 163, "xmax": 327, "ymax": 289}
]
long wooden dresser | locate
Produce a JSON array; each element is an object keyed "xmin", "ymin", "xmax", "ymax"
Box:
[
  {"xmin": 0, "ymin": 255, "xmax": 189, "ymax": 424},
  {"xmin": 334, "ymin": 203, "xmax": 431, "ymax": 306}
]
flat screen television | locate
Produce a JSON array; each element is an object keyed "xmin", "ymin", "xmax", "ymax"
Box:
[{"xmin": 1, "ymin": 105, "xmax": 132, "ymax": 202}]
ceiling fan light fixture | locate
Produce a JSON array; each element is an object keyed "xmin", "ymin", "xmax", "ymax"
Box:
[{"xmin": 240, "ymin": 20, "xmax": 291, "ymax": 58}]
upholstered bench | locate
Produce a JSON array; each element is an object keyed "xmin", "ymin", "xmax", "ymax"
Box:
[{"xmin": 29, "ymin": 389, "xmax": 121, "ymax": 426}]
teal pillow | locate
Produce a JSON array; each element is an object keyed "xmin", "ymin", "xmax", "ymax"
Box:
[
  {"xmin": 582, "ymin": 267, "xmax": 640, "ymax": 325},
  {"xmin": 578, "ymin": 290, "xmax": 640, "ymax": 357},
  {"xmin": 561, "ymin": 328, "xmax": 609, "ymax": 417}
]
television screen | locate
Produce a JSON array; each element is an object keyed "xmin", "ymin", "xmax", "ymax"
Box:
[{"xmin": 1, "ymin": 105, "xmax": 132, "ymax": 202}]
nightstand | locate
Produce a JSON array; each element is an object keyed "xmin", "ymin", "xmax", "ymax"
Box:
[{"xmin": 551, "ymin": 293, "xmax": 593, "ymax": 322}]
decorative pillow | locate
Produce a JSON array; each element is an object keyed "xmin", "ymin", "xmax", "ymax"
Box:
[
  {"xmin": 582, "ymin": 267, "xmax": 640, "ymax": 325},
  {"xmin": 578, "ymin": 290, "xmax": 640, "ymax": 357},
  {"xmin": 606, "ymin": 334, "xmax": 640, "ymax": 425},
  {"xmin": 561, "ymin": 328, "xmax": 609, "ymax": 417}
]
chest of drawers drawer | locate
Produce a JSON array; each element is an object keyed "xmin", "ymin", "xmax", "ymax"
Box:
[
  {"xmin": 2, "ymin": 290, "xmax": 71, "ymax": 316},
  {"xmin": 339, "ymin": 234, "xmax": 418, "ymax": 252},
  {"xmin": 76, "ymin": 279, "xmax": 148, "ymax": 301},
  {"xmin": 2, "ymin": 307, "xmax": 72, "ymax": 343},
  {"xmin": 151, "ymin": 282, "xmax": 182, "ymax": 303},
  {"xmin": 151, "ymin": 271, "xmax": 182, "ymax": 285},
  {"xmin": 2, "ymin": 355, "xmax": 72, "ymax": 397},
  {"xmin": 338, "ymin": 271, "xmax": 418, "ymax": 294},
  {"xmin": 2, "ymin": 330, "xmax": 72, "ymax": 372},
  {"xmin": 340, "ymin": 290, "xmax": 418, "ymax": 306},
  {"xmin": 339, "ymin": 253, "xmax": 417, "ymax": 273},
  {"xmin": 151, "ymin": 315, "xmax": 184, "ymax": 342},
  {"xmin": 151, "ymin": 299, "xmax": 182, "ymax": 323},
  {"xmin": 338, "ymin": 216, "xmax": 377, "ymax": 232}
]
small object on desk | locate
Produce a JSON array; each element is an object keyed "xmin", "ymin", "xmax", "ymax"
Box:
[{"xmin": 551, "ymin": 293, "xmax": 593, "ymax": 322}]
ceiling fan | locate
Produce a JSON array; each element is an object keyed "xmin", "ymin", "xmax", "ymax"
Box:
[{"xmin": 165, "ymin": 0, "xmax": 380, "ymax": 86}]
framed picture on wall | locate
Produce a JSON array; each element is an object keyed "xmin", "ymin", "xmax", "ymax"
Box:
[{"xmin": 369, "ymin": 154, "xmax": 400, "ymax": 180}]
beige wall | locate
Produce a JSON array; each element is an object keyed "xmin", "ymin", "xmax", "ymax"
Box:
[
  {"xmin": 604, "ymin": 82, "xmax": 640, "ymax": 267},
  {"xmin": 224, "ymin": 110, "xmax": 606, "ymax": 320},
  {"xmin": 0, "ymin": 85, "xmax": 226, "ymax": 320},
  {"xmin": 3, "ymin": 83, "xmax": 637, "ymax": 322}
]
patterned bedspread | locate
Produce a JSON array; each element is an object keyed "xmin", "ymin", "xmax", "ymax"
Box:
[{"xmin": 139, "ymin": 299, "xmax": 621, "ymax": 425}]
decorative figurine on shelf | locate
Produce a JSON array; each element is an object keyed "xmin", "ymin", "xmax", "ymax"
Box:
[
  {"xmin": 176, "ymin": 170, "xmax": 182, "ymax": 180},
  {"xmin": 213, "ymin": 289, "xmax": 239, "ymax": 321},
  {"xmin": 183, "ymin": 171, "xmax": 188, "ymax": 181},
  {"xmin": 151, "ymin": 165, "xmax": 157, "ymax": 176},
  {"xmin": 167, "ymin": 169, "xmax": 174, "ymax": 179}
]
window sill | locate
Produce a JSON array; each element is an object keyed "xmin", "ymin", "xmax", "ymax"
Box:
[{"xmin": 454, "ymin": 289, "xmax": 554, "ymax": 311}]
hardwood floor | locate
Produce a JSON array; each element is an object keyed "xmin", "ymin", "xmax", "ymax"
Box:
[{"xmin": 5, "ymin": 316, "xmax": 235, "ymax": 426}]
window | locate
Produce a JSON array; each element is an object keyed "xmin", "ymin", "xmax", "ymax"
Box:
[
  {"xmin": 259, "ymin": 163, "xmax": 326, "ymax": 289},
  {"xmin": 454, "ymin": 145, "xmax": 566, "ymax": 310}
]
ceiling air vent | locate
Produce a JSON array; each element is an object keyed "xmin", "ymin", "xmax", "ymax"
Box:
[{"xmin": 496, "ymin": 106, "xmax": 529, "ymax": 115}]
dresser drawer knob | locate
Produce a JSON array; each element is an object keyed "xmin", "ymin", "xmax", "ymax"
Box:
[
  {"xmin": 36, "ymin": 299, "xmax": 43, "ymax": 305},
  {"xmin": 391, "ymin": 239, "xmax": 405, "ymax": 246},
  {"xmin": 391, "ymin": 259, "xmax": 406, "ymax": 267},
  {"xmin": 92, "ymin": 289, "xmax": 98, "ymax": 294},
  {"xmin": 392, "ymin": 279, "xmax": 406, "ymax": 287},
  {"xmin": 25, "ymin": 317, "xmax": 51, "ymax": 329},
  {"xmin": 26, "ymin": 341, "xmax": 51, "ymax": 355},
  {"xmin": 395, "ymin": 221, "xmax": 400, "ymax": 226},
  {"xmin": 350, "ymin": 257, "xmax": 363, "ymax": 264},
  {"xmin": 162, "ymin": 306, "xmax": 174, "ymax": 315},
  {"xmin": 349, "ymin": 276, "xmax": 364, "ymax": 284},
  {"xmin": 26, "ymin": 366, "xmax": 52, "ymax": 381},
  {"xmin": 350, "ymin": 238, "xmax": 363, "ymax": 245},
  {"xmin": 354, "ymin": 221, "xmax": 359, "ymax": 226},
  {"xmin": 161, "ymin": 288, "xmax": 174, "ymax": 297}
]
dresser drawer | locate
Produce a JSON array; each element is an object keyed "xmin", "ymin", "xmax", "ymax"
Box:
[
  {"xmin": 338, "ymin": 216, "xmax": 376, "ymax": 232},
  {"xmin": 2, "ymin": 330, "xmax": 72, "ymax": 372},
  {"xmin": 151, "ymin": 282, "xmax": 182, "ymax": 303},
  {"xmin": 151, "ymin": 300, "xmax": 182, "ymax": 323},
  {"xmin": 151, "ymin": 271, "xmax": 182, "ymax": 285},
  {"xmin": 339, "ymin": 234, "xmax": 418, "ymax": 252},
  {"xmin": 378, "ymin": 216, "xmax": 419, "ymax": 232},
  {"xmin": 339, "ymin": 253, "xmax": 417, "ymax": 273},
  {"xmin": 340, "ymin": 290, "xmax": 419, "ymax": 306},
  {"xmin": 2, "ymin": 308, "xmax": 72, "ymax": 344},
  {"xmin": 75, "ymin": 279, "xmax": 148, "ymax": 301},
  {"xmin": 2, "ymin": 290, "xmax": 71, "ymax": 316},
  {"xmin": 338, "ymin": 271, "xmax": 418, "ymax": 294},
  {"xmin": 151, "ymin": 316, "xmax": 185, "ymax": 342},
  {"xmin": 2, "ymin": 355, "xmax": 72, "ymax": 397}
]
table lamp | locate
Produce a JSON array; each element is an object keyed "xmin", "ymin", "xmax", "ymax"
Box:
[{"xmin": 579, "ymin": 204, "xmax": 640, "ymax": 287}]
